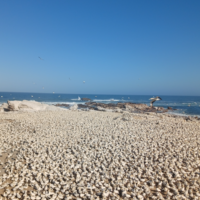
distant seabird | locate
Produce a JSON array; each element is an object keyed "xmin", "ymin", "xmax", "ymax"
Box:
[
  {"xmin": 38, "ymin": 56, "xmax": 44, "ymax": 60},
  {"xmin": 83, "ymin": 81, "xmax": 85, "ymax": 83},
  {"xmin": 149, "ymin": 96, "xmax": 162, "ymax": 107},
  {"xmin": 31, "ymin": 96, "xmax": 33, "ymax": 97},
  {"xmin": 1, "ymin": 96, "xmax": 3, "ymax": 98}
]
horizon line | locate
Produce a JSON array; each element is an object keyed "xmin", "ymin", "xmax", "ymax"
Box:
[{"xmin": 0, "ymin": 91, "xmax": 200, "ymax": 97}]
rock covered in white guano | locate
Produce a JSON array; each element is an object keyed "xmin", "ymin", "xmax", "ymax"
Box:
[
  {"xmin": 0, "ymin": 100, "xmax": 65, "ymax": 112},
  {"xmin": 7, "ymin": 100, "xmax": 21, "ymax": 111}
]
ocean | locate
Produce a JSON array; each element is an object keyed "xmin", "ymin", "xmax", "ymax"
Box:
[{"xmin": 0, "ymin": 92, "xmax": 200, "ymax": 116}]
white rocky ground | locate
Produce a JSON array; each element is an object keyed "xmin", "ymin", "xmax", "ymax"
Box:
[{"xmin": 0, "ymin": 109, "xmax": 200, "ymax": 200}]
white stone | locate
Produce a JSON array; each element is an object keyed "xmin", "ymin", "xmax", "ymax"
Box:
[{"xmin": 69, "ymin": 104, "xmax": 78, "ymax": 111}]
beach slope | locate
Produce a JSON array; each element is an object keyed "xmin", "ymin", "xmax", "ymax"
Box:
[{"xmin": 0, "ymin": 110, "xmax": 200, "ymax": 199}]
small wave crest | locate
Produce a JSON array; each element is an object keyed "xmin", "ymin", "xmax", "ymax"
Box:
[
  {"xmin": 93, "ymin": 99, "xmax": 120, "ymax": 102},
  {"xmin": 71, "ymin": 96, "xmax": 81, "ymax": 101},
  {"xmin": 42, "ymin": 102, "xmax": 85, "ymax": 105}
]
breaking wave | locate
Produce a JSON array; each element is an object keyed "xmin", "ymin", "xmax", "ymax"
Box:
[{"xmin": 93, "ymin": 99, "xmax": 120, "ymax": 102}]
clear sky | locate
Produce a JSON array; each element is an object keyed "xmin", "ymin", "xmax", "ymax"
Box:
[{"xmin": 0, "ymin": 0, "xmax": 199, "ymax": 95}]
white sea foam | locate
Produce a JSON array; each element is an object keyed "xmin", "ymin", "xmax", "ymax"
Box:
[
  {"xmin": 71, "ymin": 96, "xmax": 81, "ymax": 101},
  {"xmin": 168, "ymin": 111, "xmax": 188, "ymax": 117},
  {"xmin": 42, "ymin": 102, "xmax": 85, "ymax": 105},
  {"xmin": 168, "ymin": 108, "xmax": 200, "ymax": 117},
  {"xmin": 93, "ymin": 99, "xmax": 120, "ymax": 102}
]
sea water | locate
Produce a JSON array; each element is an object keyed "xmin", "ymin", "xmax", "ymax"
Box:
[{"xmin": 0, "ymin": 92, "xmax": 200, "ymax": 116}]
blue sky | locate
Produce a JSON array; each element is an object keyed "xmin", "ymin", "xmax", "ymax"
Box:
[{"xmin": 0, "ymin": 0, "xmax": 199, "ymax": 95}]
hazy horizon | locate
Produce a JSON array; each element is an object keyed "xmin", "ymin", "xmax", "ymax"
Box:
[{"xmin": 0, "ymin": 91, "xmax": 200, "ymax": 97}]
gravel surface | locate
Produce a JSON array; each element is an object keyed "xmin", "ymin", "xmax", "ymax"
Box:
[{"xmin": 0, "ymin": 110, "xmax": 200, "ymax": 200}]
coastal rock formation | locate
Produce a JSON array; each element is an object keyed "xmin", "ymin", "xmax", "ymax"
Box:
[
  {"xmin": 54, "ymin": 103, "xmax": 69, "ymax": 108},
  {"xmin": 167, "ymin": 106, "xmax": 177, "ymax": 110},
  {"xmin": 85, "ymin": 102, "xmax": 168, "ymax": 113},
  {"xmin": 0, "ymin": 100, "xmax": 64, "ymax": 112},
  {"xmin": 7, "ymin": 100, "xmax": 21, "ymax": 111},
  {"xmin": 77, "ymin": 104, "xmax": 89, "ymax": 109},
  {"xmin": 81, "ymin": 98, "xmax": 91, "ymax": 101}
]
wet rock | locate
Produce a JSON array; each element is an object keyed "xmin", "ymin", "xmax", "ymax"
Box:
[
  {"xmin": 77, "ymin": 104, "xmax": 89, "ymax": 109},
  {"xmin": 85, "ymin": 102, "xmax": 168, "ymax": 113},
  {"xmin": 81, "ymin": 98, "xmax": 91, "ymax": 101},
  {"xmin": 54, "ymin": 104, "xmax": 69, "ymax": 107}
]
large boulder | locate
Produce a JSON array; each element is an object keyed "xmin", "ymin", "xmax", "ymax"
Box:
[
  {"xmin": 18, "ymin": 100, "xmax": 47, "ymax": 111},
  {"xmin": 7, "ymin": 101, "xmax": 21, "ymax": 111}
]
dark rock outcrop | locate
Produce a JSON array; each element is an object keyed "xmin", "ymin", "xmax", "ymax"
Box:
[
  {"xmin": 81, "ymin": 98, "xmax": 91, "ymax": 101},
  {"xmin": 77, "ymin": 104, "xmax": 89, "ymax": 108},
  {"xmin": 54, "ymin": 104, "xmax": 69, "ymax": 107},
  {"xmin": 54, "ymin": 101, "xmax": 171, "ymax": 114},
  {"xmin": 85, "ymin": 102, "xmax": 168, "ymax": 113}
]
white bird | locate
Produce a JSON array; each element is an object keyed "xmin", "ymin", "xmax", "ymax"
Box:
[
  {"xmin": 83, "ymin": 81, "xmax": 85, "ymax": 83},
  {"xmin": 1, "ymin": 96, "xmax": 3, "ymax": 98},
  {"xmin": 31, "ymin": 96, "xmax": 33, "ymax": 97},
  {"xmin": 53, "ymin": 92, "xmax": 55, "ymax": 94},
  {"xmin": 149, "ymin": 96, "xmax": 162, "ymax": 107}
]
